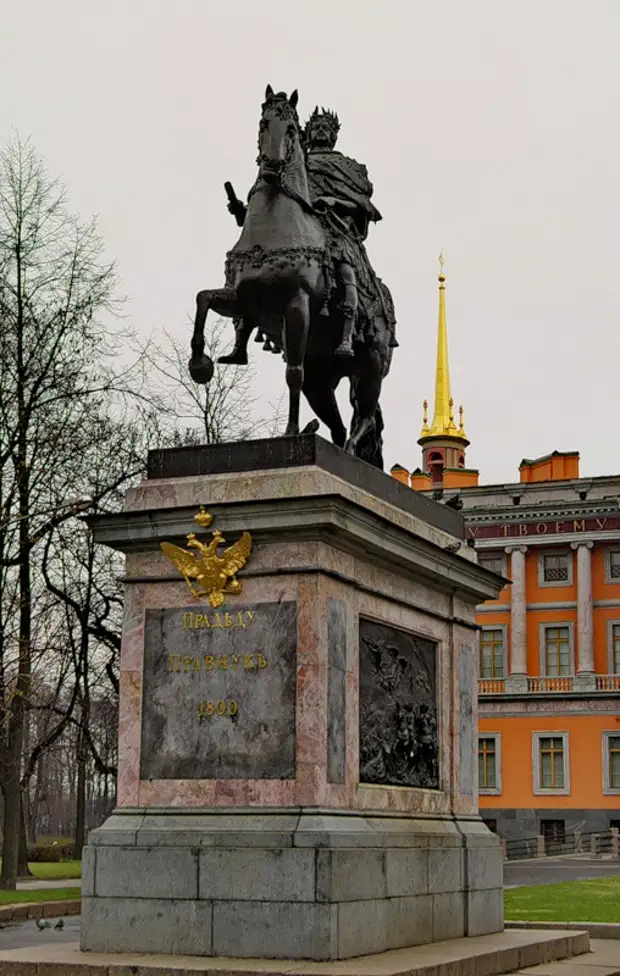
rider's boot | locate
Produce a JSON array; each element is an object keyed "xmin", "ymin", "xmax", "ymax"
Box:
[
  {"xmin": 334, "ymin": 263, "xmax": 357, "ymax": 358},
  {"xmin": 334, "ymin": 302, "xmax": 356, "ymax": 358},
  {"xmin": 218, "ymin": 317, "xmax": 252, "ymax": 365}
]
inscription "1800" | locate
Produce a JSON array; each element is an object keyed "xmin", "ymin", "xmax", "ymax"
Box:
[{"xmin": 198, "ymin": 699, "xmax": 238, "ymax": 720}]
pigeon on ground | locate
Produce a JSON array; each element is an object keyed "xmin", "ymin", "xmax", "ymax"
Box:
[
  {"xmin": 54, "ymin": 918, "xmax": 64, "ymax": 930},
  {"xmin": 36, "ymin": 918, "xmax": 51, "ymax": 931}
]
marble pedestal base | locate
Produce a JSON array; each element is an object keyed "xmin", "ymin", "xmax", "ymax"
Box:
[
  {"xmin": 82, "ymin": 810, "xmax": 502, "ymax": 960},
  {"xmin": 81, "ymin": 436, "xmax": 504, "ymax": 960}
]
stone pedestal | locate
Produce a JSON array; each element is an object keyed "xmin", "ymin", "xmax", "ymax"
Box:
[{"xmin": 81, "ymin": 435, "xmax": 504, "ymax": 961}]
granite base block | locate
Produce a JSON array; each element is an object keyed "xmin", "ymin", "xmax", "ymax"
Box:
[
  {"xmin": 467, "ymin": 888, "xmax": 505, "ymax": 938},
  {"xmin": 81, "ymin": 897, "xmax": 213, "ymax": 955},
  {"xmin": 212, "ymin": 902, "xmax": 337, "ymax": 961},
  {"xmin": 81, "ymin": 810, "xmax": 503, "ymax": 959}
]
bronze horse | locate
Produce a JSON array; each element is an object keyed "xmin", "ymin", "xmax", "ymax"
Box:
[{"xmin": 189, "ymin": 86, "xmax": 394, "ymax": 468}]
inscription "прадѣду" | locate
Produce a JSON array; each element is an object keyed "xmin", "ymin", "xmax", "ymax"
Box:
[{"xmin": 182, "ymin": 609, "xmax": 255, "ymax": 630}]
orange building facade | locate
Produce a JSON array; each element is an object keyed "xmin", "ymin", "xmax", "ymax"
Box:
[{"xmin": 393, "ymin": 265, "xmax": 620, "ymax": 842}]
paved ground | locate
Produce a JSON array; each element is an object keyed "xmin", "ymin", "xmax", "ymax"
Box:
[
  {"xmin": 505, "ymin": 857, "xmax": 620, "ymax": 888},
  {"xmin": 0, "ymin": 929, "xmax": 596, "ymax": 974},
  {"xmin": 16, "ymin": 877, "xmax": 81, "ymax": 890},
  {"xmin": 0, "ymin": 916, "xmax": 80, "ymax": 950}
]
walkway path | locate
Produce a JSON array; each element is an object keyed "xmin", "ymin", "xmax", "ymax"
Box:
[
  {"xmin": 15, "ymin": 877, "xmax": 81, "ymax": 891},
  {"xmin": 505, "ymin": 857, "xmax": 620, "ymax": 888}
]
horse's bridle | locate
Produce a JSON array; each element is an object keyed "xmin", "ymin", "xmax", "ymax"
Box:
[{"xmin": 254, "ymin": 121, "xmax": 315, "ymax": 215}]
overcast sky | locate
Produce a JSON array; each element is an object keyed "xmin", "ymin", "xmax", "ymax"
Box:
[{"xmin": 2, "ymin": 1, "xmax": 618, "ymax": 485}]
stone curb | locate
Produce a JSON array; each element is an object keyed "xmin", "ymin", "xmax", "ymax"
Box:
[
  {"xmin": 506, "ymin": 920, "xmax": 620, "ymax": 940},
  {"xmin": 0, "ymin": 899, "xmax": 80, "ymax": 922}
]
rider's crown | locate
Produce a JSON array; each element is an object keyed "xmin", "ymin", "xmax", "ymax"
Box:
[{"xmin": 305, "ymin": 106, "xmax": 341, "ymax": 143}]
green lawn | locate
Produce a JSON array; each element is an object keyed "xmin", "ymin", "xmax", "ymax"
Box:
[
  {"xmin": 28, "ymin": 861, "xmax": 81, "ymax": 880},
  {"xmin": 0, "ymin": 887, "xmax": 80, "ymax": 905},
  {"xmin": 505, "ymin": 877, "xmax": 620, "ymax": 923}
]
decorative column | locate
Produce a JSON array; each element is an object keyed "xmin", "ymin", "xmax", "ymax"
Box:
[
  {"xmin": 506, "ymin": 545, "xmax": 528, "ymax": 693},
  {"xmin": 572, "ymin": 541, "xmax": 596, "ymax": 690}
]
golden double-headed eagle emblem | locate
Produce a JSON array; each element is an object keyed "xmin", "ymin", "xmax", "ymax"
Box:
[{"xmin": 160, "ymin": 507, "xmax": 252, "ymax": 608}]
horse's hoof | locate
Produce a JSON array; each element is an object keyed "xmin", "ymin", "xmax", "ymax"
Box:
[
  {"xmin": 188, "ymin": 355, "xmax": 214, "ymax": 385},
  {"xmin": 218, "ymin": 351, "xmax": 249, "ymax": 365}
]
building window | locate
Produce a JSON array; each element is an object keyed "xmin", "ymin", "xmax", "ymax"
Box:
[
  {"xmin": 533, "ymin": 732, "xmax": 570, "ymax": 794},
  {"xmin": 538, "ymin": 550, "xmax": 572, "ymax": 586},
  {"xmin": 609, "ymin": 623, "xmax": 620, "ymax": 674},
  {"xmin": 479, "ymin": 628, "xmax": 506, "ymax": 678},
  {"xmin": 478, "ymin": 734, "xmax": 501, "ymax": 793},
  {"xmin": 478, "ymin": 552, "xmax": 506, "ymax": 577},
  {"xmin": 606, "ymin": 550, "xmax": 620, "ymax": 583},
  {"xmin": 541, "ymin": 624, "xmax": 573, "ymax": 676},
  {"xmin": 603, "ymin": 733, "xmax": 620, "ymax": 794}
]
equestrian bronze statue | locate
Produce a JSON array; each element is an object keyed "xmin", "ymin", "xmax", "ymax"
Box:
[{"xmin": 189, "ymin": 85, "xmax": 397, "ymax": 468}]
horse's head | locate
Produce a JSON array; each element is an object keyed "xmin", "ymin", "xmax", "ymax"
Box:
[{"xmin": 258, "ymin": 84, "xmax": 301, "ymax": 185}]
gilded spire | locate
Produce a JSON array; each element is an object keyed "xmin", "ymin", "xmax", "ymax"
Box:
[{"xmin": 419, "ymin": 254, "xmax": 468, "ymax": 442}]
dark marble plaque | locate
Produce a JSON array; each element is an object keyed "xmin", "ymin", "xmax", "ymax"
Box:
[
  {"xmin": 140, "ymin": 602, "xmax": 297, "ymax": 780},
  {"xmin": 359, "ymin": 618, "xmax": 438, "ymax": 789}
]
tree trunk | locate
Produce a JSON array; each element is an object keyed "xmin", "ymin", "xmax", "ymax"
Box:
[
  {"xmin": 1, "ymin": 777, "xmax": 21, "ymax": 889},
  {"xmin": 73, "ymin": 730, "xmax": 87, "ymax": 859},
  {"xmin": 18, "ymin": 795, "xmax": 31, "ymax": 878},
  {"xmin": 1, "ymin": 269, "xmax": 32, "ymax": 892}
]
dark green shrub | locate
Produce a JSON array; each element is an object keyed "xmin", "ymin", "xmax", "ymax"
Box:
[{"xmin": 27, "ymin": 841, "xmax": 74, "ymax": 862}]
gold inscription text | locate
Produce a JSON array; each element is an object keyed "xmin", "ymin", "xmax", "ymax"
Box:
[
  {"xmin": 182, "ymin": 610, "xmax": 256, "ymax": 631},
  {"xmin": 198, "ymin": 700, "xmax": 239, "ymax": 721},
  {"xmin": 169, "ymin": 652, "xmax": 268, "ymax": 674}
]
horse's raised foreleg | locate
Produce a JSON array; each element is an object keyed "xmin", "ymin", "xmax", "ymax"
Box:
[
  {"xmin": 283, "ymin": 292, "xmax": 310, "ymax": 437},
  {"xmin": 189, "ymin": 287, "xmax": 237, "ymax": 384}
]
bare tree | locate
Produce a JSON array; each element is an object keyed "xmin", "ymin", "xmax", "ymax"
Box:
[
  {"xmin": 40, "ymin": 408, "xmax": 155, "ymax": 856},
  {"xmin": 141, "ymin": 321, "xmax": 284, "ymax": 445},
  {"xmin": 0, "ymin": 136, "xmax": 124, "ymax": 888}
]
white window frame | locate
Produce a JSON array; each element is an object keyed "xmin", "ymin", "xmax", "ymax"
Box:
[
  {"xmin": 532, "ymin": 731, "xmax": 570, "ymax": 796},
  {"xmin": 537, "ymin": 548, "xmax": 574, "ymax": 588},
  {"xmin": 606, "ymin": 620, "xmax": 620, "ymax": 675},
  {"xmin": 605, "ymin": 549, "xmax": 620, "ymax": 585},
  {"xmin": 479, "ymin": 624, "xmax": 508, "ymax": 679},
  {"xmin": 539, "ymin": 621, "xmax": 575, "ymax": 677},
  {"xmin": 602, "ymin": 732, "xmax": 620, "ymax": 795},
  {"xmin": 478, "ymin": 551, "xmax": 507, "ymax": 578},
  {"xmin": 478, "ymin": 732, "xmax": 501, "ymax": 795}
]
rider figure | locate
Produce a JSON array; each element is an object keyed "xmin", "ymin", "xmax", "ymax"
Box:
[
  {"xmin": 224, "ymin": 106, "xmax": 382, "ymax": 362},
  {"xmin": 303, "ymin": 107, "xmax": 382, "ymax": 357}
]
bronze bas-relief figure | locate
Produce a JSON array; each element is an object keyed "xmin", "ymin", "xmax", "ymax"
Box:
[{"xmin": 189, "ymin": 86, "xmax": 397, "ymax": 468}]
